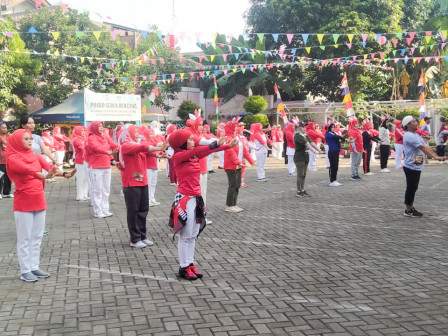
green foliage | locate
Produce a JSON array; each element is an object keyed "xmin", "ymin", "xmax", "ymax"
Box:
[
  {"xmin": 243, "ymin": 95, "xmax": 268, "ymax": 114},
  {"xmin": 16, "ymin": 8, "xmax": 135, "ymax": 106},
  {"xmin": 242, "ymin": 113, "xmax": 269, "ymax": 127},
  {"xmin": 134, "ymin": 38, "xmax": 183, "ymax": 112},
  {"xmin": 395, "ymin": 110, "xmax": 420, "ymax": 121},
  {"xmin": 177, "ymin": 100, "xmax": 203, "ymax": 120}
]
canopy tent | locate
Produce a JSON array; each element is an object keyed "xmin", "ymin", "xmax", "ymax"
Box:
[{"xmin": 32, "ymin": 90, "xmax": 84, "ymax": 124}]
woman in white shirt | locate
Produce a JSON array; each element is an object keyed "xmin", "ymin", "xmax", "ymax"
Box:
[{"xmin": 378, "ymin": 116, "xmax": 391, "ymax": 173}]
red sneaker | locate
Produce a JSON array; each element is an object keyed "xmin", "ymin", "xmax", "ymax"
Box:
[
  {"xmin": 189, "ymin": 263, "xmax": 203, "ymax": 278},
  {"xmin": 178, "ymin": 266, "xmax": 197, "ymax": 280},
  {"xmin": 240, "ymin": 183, "xmax": 248, "ymax": 188}
]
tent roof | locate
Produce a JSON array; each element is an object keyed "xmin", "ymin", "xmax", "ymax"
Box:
[{"xmin": 32, "ymin": 90, "xmax": 84, "ymax": 123}]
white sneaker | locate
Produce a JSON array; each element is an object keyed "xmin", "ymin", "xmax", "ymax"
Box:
[
  {"xmin": 142, "ymin": 239, "xmax": 154, "ymax": 246},
  {"xmin": 364, "ymin": 172, "xmax": 374, "ymax": 176},
  {"xmin": 225, "ymin": 206, "xmax": 242, "ymax": 213},
  {"xmin": 234, "ymin": 206, "xmax": 244, "ymax": 212},
  {"xmin": 206, "ymin": 219, "xmax": 213, "ymax": 224},
  {"xmin": 381, "ymin": 168, "xmax": 391, "ymax": 173},
  {"xmin": 149, "ymin": 201, "xmax": 160, "ymax": 207},
  {"xmin": 94, "ymin": 213, "xmax": 106, "ymax": 218},
  {"xmin": 130, "ymin": 241, "xmax": 146, "ymax": 248},
  {"xmin": 329, "ymin": 181, "xmax": 340, "ymax": 187},
  {"xmin": 103, "ymin": 212, "xmax": 113, "ymax": 217},
  {"xmin": 0, "ymin": 194, "xmax": 2, "ymax": 200}
]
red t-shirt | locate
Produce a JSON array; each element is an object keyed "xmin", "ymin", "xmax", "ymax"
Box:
[
  {"xmin": 88, "ymin": 134, "xmax": 118, "ymax": 169},
  {"xmin": 174, "ymin": 144, "xmax": 230, "ymax": 196},
  {"xmin": 348, "ymin": 129, "xmax": 364, "ymax": 152},
  {"xmin": 120, "ymin": 142, "xmax": 149, "ymax": 187},
  {"xmin": 7, "ymin": 153, "xmax": 52, "ymax": 212},
  {"xmin": 73, "ymin": 137, "xmax": 85, "ymax": 164}
]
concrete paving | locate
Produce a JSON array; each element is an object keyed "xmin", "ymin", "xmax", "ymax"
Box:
[{"xmin": 0, "ymin": 156, "xmax": 447, "ymax": 335}]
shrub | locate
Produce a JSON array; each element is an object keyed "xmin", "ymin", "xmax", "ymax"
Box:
[
  {"xmin": 243, "ymin": 95, "xmax": 268, "ymax": 114},
  {"xmin": 395, "ymin": 110, "xmax": 420, "ymax": 121},
  {"xmin": 177, "ymin": 100, "xmax": 203, "ymax": 120},
  {"xmin": 242, "ymin": 114, "xmax": 269, "ymax": 128}
]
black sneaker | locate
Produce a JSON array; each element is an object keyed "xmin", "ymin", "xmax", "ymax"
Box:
[
  {"xmin": 351, "ymin": 176, "xmax": 358, "ymax": 181},
  {"xmin": 404, "ymin": 208, "xmax": 423, "ymax": 218},
  {"xmin": 301, "ymin": 190, "xmax": 311, "ymax": 197},
  {"xmin": 295, "ymin": 191, "xmax": 303, "ymax": 197}
]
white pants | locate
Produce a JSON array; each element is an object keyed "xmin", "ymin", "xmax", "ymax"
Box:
[
  {"xmin": 15, "ymin": 210, "xmax": 46, "ymax": 274},
  {"xmin": 324, "ymin": 144, "xmax": 330, "ymax": 168},
  {"xmin": 178, "ymin": 197, "xmax": 199, "ymax": 268},
  {"xmin": 207, "ymin": 154, "xmax": 213, "ymax": 171},
  {"xmin": 75, "ymin": 163, "xmax": 89, "ymax": 200},
  {"xmin": 55, "ymin": 150, "xmax": 65, "ymax": 171},
  {"xmin": 272, "ymin": 142, "xmax": 281, "ymax": 160},
  {"xmin": 287, "ymin": 154, "xmax": 296, "ymax": 175},
  {"xmin": 147, "ymin": 169, "xmax": 158, "ymax": 203},
  {"xmin": 218, "ymin": 151, "xmax": 224, "ymax": 167},
  {"xmin": 371, "ymin": 142, "xmax": 377, "ymax": 162},
  {"xmin": 395, "ymin": 144, "xmax": 404, "ymax": 169},
  {"xmin": 91, "ymin": 168, "xmax": 111, "ymax": 215},
  {"xmin": 255, "ymin": 152, "xmax": 267, "ymax": 179},
  {"xmin": 166, "ymin": 159, "xmax": 170, "ymax": 177},
  {"xmin": 308, "ymin": 143, "xmax": 317, "ymax": 171},
  {"xmin": 199, "ymin": 173, "xmax": 208, "ymax": 205}
]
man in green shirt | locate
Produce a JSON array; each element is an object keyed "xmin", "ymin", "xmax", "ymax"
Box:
[{"xmin": 294, "ymin": 121, "xmax": 320, "ymax": 197}]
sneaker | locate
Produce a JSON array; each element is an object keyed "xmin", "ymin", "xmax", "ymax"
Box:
[
  {"xmin": 301, "ymin": 190, "xmax": 311, "ymax": 197},
  {"xmin": 329, "ymin": 181, "xmax": 340, "ymax": 187},
  {"xmin": 178, "ymin": 266, "xmax": 197, "ymax": 280},
  {"xmin": 335, "ymin": 181, "xmax": 343, "ymax": 186},
  {"xmin": 403, "ymin": 208, "xmax": 423, "ymax": 218},
  {"xmin": 240, "ymin": 183, "xmax": 248, "ymax": 188},
  {"xmin": 289, "ymin": 173, "xmax": 296, "ymax": 177},
  {"xmin": 43, "ymin": 230, "xmax": 48, "ymax": 235},
  {"xmin": 351, "ymin": 176, "xmax": 358, "ymax": 181},
  {"xmin": 103, "ymin": 212, "xmax": 113, "ymax": 217},
  {"xmin": 295, "ymin": 191, "xmax": 303, "ymax": 197},
  {"xmin": 257, "ymin": 178, "xmax": 268, "ymax": 182},
  {"xmin": 234, "ymin": 206, "xmax": 244, "ymax": 212},
  {"xmin": 3, "ymin": 194, "xmax": 13, "ymax": 198},
  {"xmin": 130, "ymin": 241, "xmax": 146, "ymax": 248},
  {"xmin": 170, "ymin": 183, "xmax": 177, "ymax": 186},
  {"xmin": 0, "ymin": 194, "xmax": 2, "ymax": 200},
  {"xmin": 188, "ymin": 263, "xmax": 203, "ymax": 279},
  {"xmin": 218, "ymin": 166, "xmax": 224, "ymax": 169},
  {"xmin": 208, "ymin": 170, "xmax": 215, "ymax": 174},
  {"xmin": 206, "ymin": 219, "xmax": 213, "ymax": 225},
  {"xmin": 31, "ymin": 269, "xmax": 50, "ymax": 278},
  {"xmin": 381, "ymin": 168, "xmax": 391, "ymax": 173},
  {"xmin": 142, "ymin": 239, "xmax": 154, "ymax": 246},
  {"xmin": 225, "ymin": 206, "xmax": 242, "ymax": 213},
  {"xmin": 149, "ymin": 201, "xmax": 161, "ymax": 207},
  {"xmin": 20, "ymin": 272, "xmax": 38, "ymax": 282},
  {"xmin": 364, "ymin": 172, "xmax": 374, "ymax": 176},
  {"xmin": 94, "ymin": 213, "xmax": 106, "ymax": 218}
]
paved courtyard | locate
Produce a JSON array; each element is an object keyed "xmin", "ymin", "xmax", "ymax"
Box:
[{"xmin": 0, "ymin": 157, "xmax": 447, "ymax": 335}]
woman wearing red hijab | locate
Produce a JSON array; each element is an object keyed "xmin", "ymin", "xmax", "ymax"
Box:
[
  {"xmin": 224, "ymin": 120, "xmax": 255, "ymax": 212},
  {"xmin": 143, "ymin": 128, "xmax": 164, "ymax": 206},
  {"xmin": 394, "ymin": 120, "xmax": 404, "ymax": 169},
  {"xmin": 87, "ymin": 121, "xmax": 119, "ymax": 218},
  {"xmin": 251, "ymin": 123, "xmax": 272, "ymax": 181},
  {"xmin": 52, "ymin": 126, "xmax": 69, "ymax": 171},
  {"xmin": 72, "ymin": 126, "xmax": 89, "ymax": 201},
  {"xmin": 165, "ymin": 124, "xmax": 177, "ymax": 185},
  {"xmin": 118, "ymin": 124, "xmax": 166, "ymax": 248},
  {"xmin": 168, "ymin": 128, "xmax": 236, "ymax": 280},
  {"xmin": 6, "ymin": 129, "xmax": 74, "ymax": 282}
]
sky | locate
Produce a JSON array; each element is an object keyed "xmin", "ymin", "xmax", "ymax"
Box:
[{"xmin": 50, "ymin": 0, "xmax": 251, "ymax": 51}]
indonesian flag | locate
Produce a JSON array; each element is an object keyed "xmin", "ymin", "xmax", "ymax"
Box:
[
  {"xmin": 274, "ymin": 84, "xmax": 287, "ymax": 122},
  {"xmin": 341, "ymin": 73, "xmax": 354, "ymax": 116}
]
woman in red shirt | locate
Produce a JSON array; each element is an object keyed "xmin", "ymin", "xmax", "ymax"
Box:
[
  {"xmin": 118, "ymin": 124, "xmax": 167, "ymax": 248},
  {"xmin": 72, "ymin": 126, "xmax": 89, "ymax": 201},
  {"xmin": 6, "ymin": 129, "xmax": 73, "ymax": 282},
  {"xmin": 168, "ymin": 129, "xmax": 237, "ymax": 280},
  {"xmin": 87, "ymin": 121, "xmax": 119, "ymax": 218}
]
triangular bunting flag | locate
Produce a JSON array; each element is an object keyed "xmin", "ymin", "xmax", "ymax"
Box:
[
  {"xmin": 51, "ymin": 32, "xmax": 60, "ymax": 40},
  {"xmin": 347, "ymin": 34, "xmax": 354, "ymax": 43},
  {"xmin": 332, "ymin": 34, "xmax": 340, "ymax": 44},
  {"xmin": 28, "ymin": 27, "xmax": 38, "ymax": 33},
  {"xmin": 302, "ymin": 34, "xmax": 309, "ymax": 44},
  {"xmin": 272, "ymin": 34, "xmax": 279, "ymax": 42},
  {"xmin": 93, "ymin": 31, "xmax": 101, "ymax": 41},
  {"xmin": 317, "ymin": 34, "xmax": 324, "ymax": 44},
  {"xmin": 110, "ymin": 30, "xmax": 118, "ymax": 41}
]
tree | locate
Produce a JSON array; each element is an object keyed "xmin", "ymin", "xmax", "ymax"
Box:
[
  {"xmin": 16, "ymin": 8, "xmax": 135, "ymax": 106},
  {"xmin": 0, "ymin": 20, "xmax": 39, "ymax": 119},
  {"xmin": 243, "ymin": 95, "xmax": 268, "ymax": 113},
  {"xmin": 177, "ymin": 100, "xmax": 203, "ymax": 120}
]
